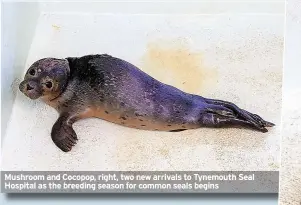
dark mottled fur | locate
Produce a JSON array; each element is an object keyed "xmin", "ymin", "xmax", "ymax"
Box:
[{"xmin": 19, "ymin": 54, "xmax": 275, "ymax": 152}]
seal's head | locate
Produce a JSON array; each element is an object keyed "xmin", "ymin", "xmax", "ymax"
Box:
[{"xmin": 19, "ymin": 58, "xmax": 70, "ymax": 101}]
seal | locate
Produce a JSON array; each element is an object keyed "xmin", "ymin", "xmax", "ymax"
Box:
[{"xmin": 19, "ymin": 54, "xmax": 275, "ymax": 152}]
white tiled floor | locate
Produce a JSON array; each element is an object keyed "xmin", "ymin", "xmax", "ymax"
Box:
[{"xmin": 2, "ymin": 13, "xmax": 283, "ymax": 171}]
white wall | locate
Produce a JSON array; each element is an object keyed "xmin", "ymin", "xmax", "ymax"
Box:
[
  {"xmin": 40, "ymin": 1, "xmax": 284, "ymax": 14},
  {"xmin": 1, "ymin": 2, "xmax": 40, "ymax": 138},
  {"xmin": 282, "ymin": 0, "xmax": 301, "ymax": 95}
]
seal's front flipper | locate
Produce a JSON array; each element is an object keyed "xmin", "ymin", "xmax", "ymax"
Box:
[{"xmin": 51, "ymin": 114, "xmax": 78, "ymax": 152}]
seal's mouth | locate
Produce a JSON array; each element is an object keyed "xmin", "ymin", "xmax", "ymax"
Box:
[{"xmin": 19, "ymin": 80, "xmax": 42, "ymax": 100}]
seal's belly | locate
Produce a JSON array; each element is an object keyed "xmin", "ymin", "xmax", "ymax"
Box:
[{"xmin": 78, "ymin": 106, "xmax": 199, "ymax": 131}]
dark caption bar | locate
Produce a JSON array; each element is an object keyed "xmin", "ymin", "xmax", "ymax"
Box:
[{"xmin": 1, "ymin": 171, "xmax": 278, "ymax": 193}]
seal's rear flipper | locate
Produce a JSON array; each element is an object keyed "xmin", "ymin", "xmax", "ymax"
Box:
[
  {"xmin": 242, "ymin": 110, "xmax": 275, "ymax": 127},
  {"xmin": 204, "ymin": 98, "xmax": 275, "ymax": 130},
  {"xmin": 200, "ymin": 112, "xmax": 269, "ymax": 133}
]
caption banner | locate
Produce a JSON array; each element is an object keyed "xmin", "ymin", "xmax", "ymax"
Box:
[{"xmin": 1, "ymin": 171, "xmax": 278, "ymax": 193}]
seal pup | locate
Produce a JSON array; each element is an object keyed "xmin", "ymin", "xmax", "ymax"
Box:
[{"xmin": 19, "ymin": 54, "xmax": 275, "ymax": 152}]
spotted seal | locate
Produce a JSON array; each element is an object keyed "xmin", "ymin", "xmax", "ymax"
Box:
[{"xmin": 19, "ymin": 54, "xmax": 274, "ymax": 152}]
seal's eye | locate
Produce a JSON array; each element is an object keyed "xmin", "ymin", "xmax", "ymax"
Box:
[
  {"xmin": 45, "ymin": 81, "xmax": 53, "ymax": 89},
  {"xmin": 29, "ymin": 69, "xmax": 36, "ymax": 76}
]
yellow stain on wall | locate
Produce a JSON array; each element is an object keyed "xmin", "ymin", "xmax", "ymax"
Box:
[
  {"xmin": 140, "ymin": 39, "xmax": 218, "ymax": 95},
  {"xmin": 52, "ymin": 24, "xmax": 61, "ymax": 31}
]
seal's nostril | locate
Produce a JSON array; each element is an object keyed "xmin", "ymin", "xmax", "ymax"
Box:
[{"xmin": 26, "ymin": 84, "xmax": 34, "ymax": 91}]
